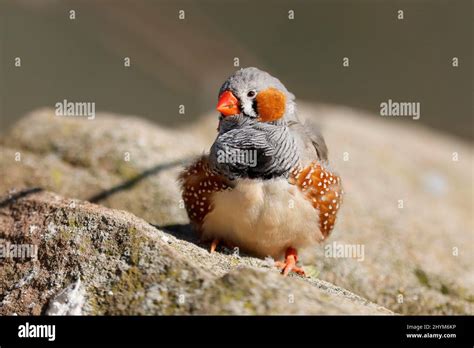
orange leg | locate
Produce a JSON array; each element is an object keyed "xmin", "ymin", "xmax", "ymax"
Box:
[
  {"xmin": 210, "ymin": 239, "xmax": 219, "ymax": 253},
  {"xmin": 274, "ymin": 247, "xmax": 306, "ymax": 276}
]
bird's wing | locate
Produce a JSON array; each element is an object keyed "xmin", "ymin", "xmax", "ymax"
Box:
[
  {"xmin": 288, "ymin": 119, "xmax": 328, "ymax": 163},
  {"xmin": 179, "ymin": 155, "xmax": 233, "ymax": 234},
  {"xmin": 289, "ymin": 161, "xmax": 343, "ymax": 239},
  {"xmin": 287, "ymin": 117, "xmax": 342, "ymax": 238}
]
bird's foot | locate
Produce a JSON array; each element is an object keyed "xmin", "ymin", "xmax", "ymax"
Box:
[
  {"xmin": 275, "ymin": 247, "xmax": 306, "ymax": 276},
  {"xmin": 210, "ymin": 239, "xmax": 219, "ymax": 253},
  {"xmin": 208, "ymin": 239, "xmax": 237, "ymax": 254}
]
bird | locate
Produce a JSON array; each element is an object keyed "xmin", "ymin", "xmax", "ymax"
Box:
[{"xmin": 179, "ymin": 67, "xmax": 343, "ymax": 276}]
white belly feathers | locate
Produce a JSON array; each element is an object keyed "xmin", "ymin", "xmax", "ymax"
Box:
[{"xmin": 201, "ymin": 178, "xmax": 322, "ymax": 259}]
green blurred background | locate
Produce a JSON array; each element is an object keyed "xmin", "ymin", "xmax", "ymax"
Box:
[{"xmin": 0, "ymin": 0, "xmax": 472, "ymax": 139}]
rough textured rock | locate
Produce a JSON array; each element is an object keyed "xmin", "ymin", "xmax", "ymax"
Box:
[
  {"xmin": 0, "ymin": 190, "xmax": 390, "ymax": 315},
  {"xmin": 1, "ymin": 106, "xmax": 472, "ymax": 314},
  {"xmin": 299, "ymin": 104, "xmax": 474, "ymax": 315},
  {"xmin": 1, "ymin": 108, "xmax": 201, "ymax": 226}
]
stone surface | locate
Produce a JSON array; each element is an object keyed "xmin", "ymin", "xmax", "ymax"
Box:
[
  {"xmin": 0, "ymin": 105, "xmax": 472, "ymax": 314},
  {"xmin": 1, "ymin": 108, "xmax": 202, "ymax": 226},
  {"xmin": 0, "ymin": 190, "xmax": 390, "ymax": 315}
]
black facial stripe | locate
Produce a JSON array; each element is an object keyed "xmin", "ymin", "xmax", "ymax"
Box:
[{"xmin": 251, "ymin": 99, "xmax": 258, "ymax": 116}]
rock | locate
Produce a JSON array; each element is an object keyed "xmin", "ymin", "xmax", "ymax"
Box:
[
  {"xmin": 0, "ymin": 190, "xmax": 390, "ymax": 315},
  {"xmin": 46, "ymin": 279, "xmax": 86, "ymax": 315},
  {"xmin": 1, "ymin": 105, "xmax": 472, "ymax": 314},
  {"xmin": 0, "ymin": 108, "xmax": 205, "ymax": 226},
  {"xmin": 295, "ymin": 104, "xmax": 474, "ymax": 315}
]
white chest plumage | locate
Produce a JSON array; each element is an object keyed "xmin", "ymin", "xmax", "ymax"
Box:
[{"xmin": 201, "ymin": 178, "xmax": 323, "ymax": 259}]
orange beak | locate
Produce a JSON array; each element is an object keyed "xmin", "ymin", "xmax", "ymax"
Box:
[{"xmin": 216, "ymin": 91, "xmax": 240, "ymax": 116}]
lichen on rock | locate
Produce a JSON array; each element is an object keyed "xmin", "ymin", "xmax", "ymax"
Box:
[{"xmin": 0, "ymin": 190, "xmax": 391, "ymax": 315}]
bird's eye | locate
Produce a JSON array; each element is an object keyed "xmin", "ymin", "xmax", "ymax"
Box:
[{"xmin": 247, "ymin": 90, "xmax": 256, "ymax": 98}]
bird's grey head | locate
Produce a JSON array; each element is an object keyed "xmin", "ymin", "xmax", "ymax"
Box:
[
  {"xmin": 210, "ymin": 67, "xmax": 300, "ymax": 180},
  {"xmin": 216, "ymin": 67, "xmax": 297, "ymax": 124}
]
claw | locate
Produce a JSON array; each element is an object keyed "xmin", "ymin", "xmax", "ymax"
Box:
[{"xmin": 275, "ymin": 247, "xmax": 306, "ymax": 276}]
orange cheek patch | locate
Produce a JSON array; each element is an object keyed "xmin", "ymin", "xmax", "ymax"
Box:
[{"xmin": 256, "ymin": 88, "xmax": 286, "ymax": 122}]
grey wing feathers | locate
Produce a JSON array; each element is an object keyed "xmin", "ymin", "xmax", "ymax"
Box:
[
  {"xmin": 288, "ymin": 119, "xmax": 329, "ymax": 163},
  {"xmin": 304, "ymin": 121, "xmax": 328, "ymax": 162}
]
